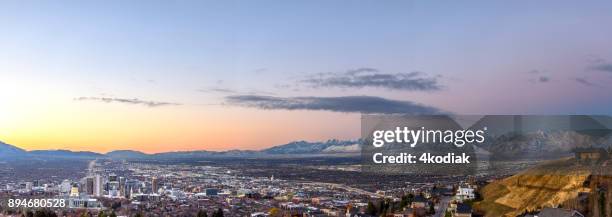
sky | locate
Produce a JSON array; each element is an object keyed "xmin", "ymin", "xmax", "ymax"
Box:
[{"xmin": 1, "ymin": 1, "xmax": 612, "ymax": 153}]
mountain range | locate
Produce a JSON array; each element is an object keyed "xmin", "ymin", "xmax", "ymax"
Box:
[
  {"xmin": 0, "ymin": 141, "xmax": 26, "ymax": 157},
  {"xmin": 3, "ymin": 115, "xmax": 611, "ymax": 160},
  {"xmin": 0, "ymin": 139, "xmax": 362, "ymax": 160}
]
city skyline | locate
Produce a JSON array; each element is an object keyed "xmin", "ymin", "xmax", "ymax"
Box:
[{"xmin": 2, "ymin": 1, "xmax": 612, "ymax": 153}]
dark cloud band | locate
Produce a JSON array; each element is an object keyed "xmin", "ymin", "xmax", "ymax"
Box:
[
  {"xmin": 300, "ymin": 68, "xmax": 441, "ymax": 91},
  {"xmin": 591, "ymin": 63, "xmax": 612, "ymax": 73},
  {"xmin": 225, "ymin": 95, "xmax": 443, "ymax": 114},
  {"xmin": 75, "ymin": 97, "xmax": 181, "ymax": 107},
  {"xmin": 573, "ymin": 77, "xmax": 596, "ymax": 87}
]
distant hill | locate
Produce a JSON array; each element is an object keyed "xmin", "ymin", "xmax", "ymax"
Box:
[
  {"xmin": 222, "ymin": 149, "xmax": 260, "ymax": 156},
  {"xmin": 100, "ymin": 140, "xmax": 359, "ymax": 159},
  {"xmin": 0, "ymin": 138, "xmax": 356, "ymax": 160},
  {"xmin": 0, "ymin": 141, "xmax": 27, "ymax": 157},
  {"xmin": 468, "ymin": 115, "xmax": 612, "ymax": 160},
  {"xmin": 262, "ymin": 139, "xmax": 360, "ymax": 154},
  {"xmin": 28, "ymin": 150, "xmax": 105, "ymax": 159},
  {"xmin": 106, "ymin": 150, "xmax": 149, "ymax": 159},
  {"xmin": 475, "ymin": 158, "xmax": 594, "ymax": 217},
  {"xmin": 321, "ymin": 143, "xmax": 360, "ymax": 153},
  {"xmin": 0, "ymin": 139, "xmax": 361, "ymax": 160},
  {"xmin": 152, "ymin": 150, "xmax": 217, "ymax": 159},
  {"xmin": 479, "ymin": 130, "xmax": 609, "ymax": 160}
]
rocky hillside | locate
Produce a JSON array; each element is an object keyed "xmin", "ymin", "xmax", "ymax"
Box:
[{"xmin": 475, "ymin": 158, "xmax": 595, "ymax": 216}]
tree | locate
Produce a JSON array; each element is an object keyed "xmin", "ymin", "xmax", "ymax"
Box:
[
  {"xmin": 400, "ymin": 196, "xmax": 408, "ymax": 208},
  {"xmin": 211, "ymin": 208, "xmax": 223, "ymax": 217},
  {"xmin": 109, "ymin": 212, "xmax": 117, "ymax": 217},
  {"xmin": 268, "ymin": 208, "xmax": 280, "ymax": 217},
  {"xmin": 111, "ymin": 202, "xmax": 122, "ymax": 210},
  {"xmin": 444, "ymin": 211, "xmax": 452, "ymax": 217},
  {"xmin": 366, "ymin": 201, "xmax": 377, "ymax": 215},
  {"xmin": 34, "ymin": 209, "xmax": 57, "ymax": 217},
  {"xmin": 388, "ymin": 202, "xmax": 396, "ymax": 212},
  {"xmin": 196, "ymin": 209, "xmax": 208, "ymax": 217},
  {"xmin": 400, "ymin": 193, "xmax": 415, "ymax": 209},
  {"xmin": 98, "ymin": 211, "xmax": 108, "ymax": 217}
]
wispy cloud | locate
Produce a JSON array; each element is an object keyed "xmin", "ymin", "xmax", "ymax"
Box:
[
  {"xmin": 538, "ymin": 76, "xmax": 550, "ymax": 83},
  {"xmin": 590, "ymin": 63, "xmax": 612, "ymax": 73},
  {"xmin": 74, "ymin": 97, "xmax": 181, "ymax": 107},
  {"xmin": 254, "ymin": 68, "xmax": 268, "ymax": 74},
  {"xmin": 197, "ymin": 88, "xmax": 237, "ymax": 94},
  {"xmin": 526, "ymin": 70, "xmax": 551, "ymax": 83},
  {"xmin": 225, "ymin": 95, "xmax": 443, "ymax": 114},
  {"xmin": 198, "ymin": 87, "xmax": 276, "ymax": 96},
  {"xmin": 573, "ymin": 77, "xmax": 596, "ymax": 87},
  {"xmin": 299, "ymin": 68, "xmax": 442, "ymax": 91}
]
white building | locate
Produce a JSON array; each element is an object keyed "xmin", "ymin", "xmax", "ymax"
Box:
[
  {"xmin": 25, "ymin": 182, "xmax": 33, "ymax": 191},
  {"xmin": 60, "ymin": 180, "xmax": 72, "ymax": 195},
  {"xmin": 94, "ymin": 175, "xmax": 103, "ymax": 196},
  {"xmin": 68, "ymin": 197, "xmax": 103, "ymax": 209},
  {"xmin": 455, "ymin": 187, "xmax": 475, "ymax": 201}
]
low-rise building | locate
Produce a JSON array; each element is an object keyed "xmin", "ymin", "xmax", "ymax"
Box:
[
  {"xmin": 455, "ymin": 187, "xmax": 475, "ymax": 201},
  {"xmin": 529, "ymin": 207, "xmax": 584, "ymax": 217},
  {"xmin": 453, "ymin": 203, "xmax": 472, "ymax": 217}
]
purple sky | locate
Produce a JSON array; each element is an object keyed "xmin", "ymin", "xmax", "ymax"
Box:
[{"xmin": 1, "ymin": 1, "xmax": 612, "ymax": 152}]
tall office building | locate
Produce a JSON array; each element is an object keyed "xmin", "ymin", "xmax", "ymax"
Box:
[
  {"xmin": 119, "ymin": 177, "xmax": 126, "ymax": 197},
  {"xmin": 108, "ymin": 181, "xmax": 120, "ymax": 197},
  {"xmin": 151, "ymin": 177, "xmax": 158, "ymax": 194},
  {"xmin": 86, "ymin": 177, "xmax": 94, "ymax": 195},
  {"xmin": 106, "ymin": 174, "xmax": 120, "ymax": 198},
  {"xmin": 94, "ymin": 175, "xmax": 103, "ymax": 196}
]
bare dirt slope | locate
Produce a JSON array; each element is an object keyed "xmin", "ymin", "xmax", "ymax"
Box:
[{"xmin": 475, "ymin": 158, "xmax": 592, "ymax": 217}]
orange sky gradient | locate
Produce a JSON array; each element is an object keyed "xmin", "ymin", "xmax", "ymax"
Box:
[
  {"xmin": 3, "ymin": 1, "xmax": 612, "ymax": 153},
  {"xmin": 0, "ymin": 99, "xmax": 360, "ymax": 154}
]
